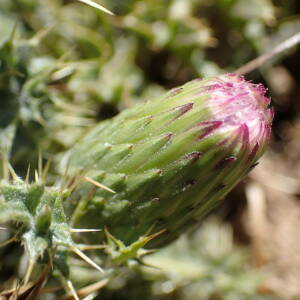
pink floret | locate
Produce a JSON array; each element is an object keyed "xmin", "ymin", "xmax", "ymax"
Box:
[{"xmin": 205, "ymin": 74, "xmax": 273, "ymax": 149}]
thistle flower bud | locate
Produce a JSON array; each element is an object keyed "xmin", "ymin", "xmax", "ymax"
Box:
[{"xmin": 67, "ymin": 74, "xmax": 273, "ymax": 247}]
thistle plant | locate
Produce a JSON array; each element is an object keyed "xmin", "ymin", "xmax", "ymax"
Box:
[{"xmin": 0, "ymin": 73, "xmax": 273, "ymax": 296}]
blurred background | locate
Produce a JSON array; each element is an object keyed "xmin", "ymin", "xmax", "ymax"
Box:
[{"xmin": 0, "ymin": 0, "xmax": 300, "ymax": 299}]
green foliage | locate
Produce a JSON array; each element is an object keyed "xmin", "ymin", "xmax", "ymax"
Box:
[{"xmin": 0, "ymin": 180, "xmax": 71, "ymax": 276}]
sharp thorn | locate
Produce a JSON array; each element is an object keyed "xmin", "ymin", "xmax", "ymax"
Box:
[
  {"xmin": 104, "ymin": 227, "xmax": 124, "ymax": 248},
  {"xmin": 77, "ymin": 0, "xmax": 114, "ymax": 15},
  {"xmin": 66, "ymin": 280, "xmax": 80, "ymax": 300},
  {"xmin": 57, "ymin": 279, "xmax": 109, "ymax": 300},
  {"xmin": 84, "ymin": 176, "xmax": 116, "ymax": 194},
  {"xmin": 25, "ymin": 164, "xmax": 31, "ymax": 184},
  {"xmin": 77, "ymin": 244, "xmax": 108, "ymax": 251},
  {"xmin": 7, "ymin": 162, "xmax": 21, "ymax": 182},
  {"xmin": 42, "ymin": 157, "xmax": 52, "ymax": 183},
  {"xmin": 35, "ymin": 170, "xmax": 39, "ymax": 183},
  {"xmin": 1, "ymin": 153, "xmax": 9, "ymax": 181},
  {"xmin": 0, "ymin": 229, "xmax": 21, "ymax": 248},
  {"xmin": 30, "ymin": 25, "xmax": 55, "ymax": 46},
  {"xmin": 38, "ymin": 150, "xmax": 43, "ymax": 181},
  {"xmin": 146, "ymin": 229, "xmax": 166, "ymax": 241},
  {"xmin": 71, "ymin": 228, "xmax": 102, "ymax": 233},
  {"xmin": 0, "ymin": 236, "xmax": 16, "ymax": 247},
  {"xmin": 76, "ymin": 278, "xmax": 109, "ymax": 298},
  {"xmin": 24, "ymin": 259, "xmax": 35, "ymax": 284},
  {"xmin": 72, "ymin": 247, "xmax": 104, "ymax": 273},
  {"xmin": 135, "ymin": 258, "xmax": 161, "ymax": 270}
]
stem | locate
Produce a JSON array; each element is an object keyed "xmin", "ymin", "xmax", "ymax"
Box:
[{"xmin": 236, "ymin": 32, "xmax": 300, "ymax": 75}]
